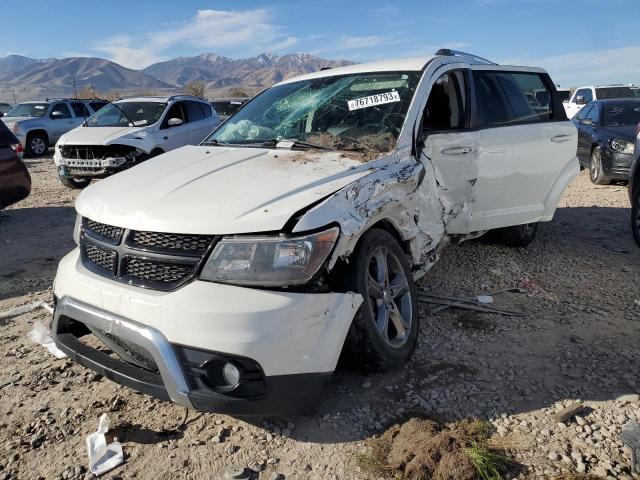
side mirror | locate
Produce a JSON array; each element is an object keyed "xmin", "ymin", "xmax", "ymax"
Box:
[
  {"xmin": 580, "ymin": 118, "xmax": 594, "ymax": 126},
  {"xmin": 575, "ymin": 96, "xmax": 587, "ymax": 105},
  {"xmin": 51, "ymin": 111, "xmax": 63, "ymax": 118},
  {"xmin": 167, "ymin": 117, "xmax": 183, "ymax": 127}
]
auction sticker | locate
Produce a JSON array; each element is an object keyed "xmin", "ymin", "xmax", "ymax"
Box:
[{"xmin": 348, "ymin": 91, "xmax": 400, "ymax": 111}]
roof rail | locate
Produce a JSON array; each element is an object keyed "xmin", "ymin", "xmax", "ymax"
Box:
[{"xmin": 435, "ymin": 49, "xmax": 496, "ymax": 65}]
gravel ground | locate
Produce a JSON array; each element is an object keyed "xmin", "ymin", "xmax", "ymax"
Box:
[{"xmin": 0, "ymin": 154, "xmax": 638, "ymax": 480}]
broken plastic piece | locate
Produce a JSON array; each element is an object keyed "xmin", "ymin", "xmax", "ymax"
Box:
[
  {"xmin": 28, "ymin": 322, "xmax": 67, "ymax": 359},
  {"xmin": 86, "ymin": 413, "xmax": 124, "ymax": 476},
  {"xmin": 223, "ymin": 466, "xmax": 251, "ymax": 480},
  {"xmin": 0, "ymin": 300, "xmax": 54, "ymax": 319},
  {"xmin": 620, "ymin": 421, "xmax": 640, "ymax": 474},
  {"xmin": 476, "ymin": 295, "xmax": 493, "ymax": 304}
]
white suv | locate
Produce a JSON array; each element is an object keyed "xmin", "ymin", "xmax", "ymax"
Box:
[
  {"xmin": 564, "ymin": 84, "xmax": 640, "ymax": 118},
  {"xmin": 52, "ymin": 50, "xmax": 578, "ymax": 416},
  {"xmin": 54, "ymin": 95, "xmax": 220, "ymax": 188}
]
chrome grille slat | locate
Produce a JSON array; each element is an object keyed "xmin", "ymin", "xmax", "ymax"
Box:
[{"xmin": 79, "ymin": 218, "xmax": 216, "ymax": 291}]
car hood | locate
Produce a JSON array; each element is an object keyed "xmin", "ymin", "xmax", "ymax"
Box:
[
  {"xmin": 599, "ymin": 125, "xmax": 637, "ymax": 142},
  {"xmin": 59, "ymin": 125, "xmax": 149, "ymax": 146},
  {"xmin": 1, "ymin": 116, "xmax": 37, "ymax": 126},
  {"xmin": 76, "ymin": 145, "xmax": 373, "ymax": 234}
]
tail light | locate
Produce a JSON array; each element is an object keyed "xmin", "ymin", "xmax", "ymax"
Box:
[{"xmin": 11, "ymin": 144, "xmax": 24, "ymax": 158}]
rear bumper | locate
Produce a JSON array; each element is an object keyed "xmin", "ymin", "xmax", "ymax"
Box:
[{"xmin": 52, "ymin": 249, "xmax": 362, "ymax": 415}]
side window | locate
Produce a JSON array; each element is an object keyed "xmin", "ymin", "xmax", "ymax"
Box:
[
  {"xmin": 186, "ymin": 101, "xmax": 205, "ymax": 122},
  {"xmin": 50, "ymin": 102, "xmax": 72, "ymax": 119},
  {"xmin": 575, "ymin": 88, "xmax": 593, "ymax": 103},
  {"xmin": 576, "ymin": 104, "xmax": 593, "ymax": 121},
  {"xmin": 161, "ymin": 102, "xmax": 187, "ymax": 128},
  {"xmin": 472, "ymin": 71, "xmax": 511, "ymax": 127},
  {"xmin": 89, "ymin": 101, "xmax": 107, "ymax": 112},
  {"xmin": 586, "ymin": 104, "xmax": 599, "ymax": 123},
  {"xmin": 200, "ymin": 103, "xmax": 212, "ymax": 118},
  {"xmin": 70, "ymin": 102, "xmax": 91, "ymax": 118},
  {"xmin": 494, "ymin": 72, "xmax": 552, "ymax": 122},
  {"xmin": 422, "ymin": 70, "xmax": 467, "ymax": 131}
]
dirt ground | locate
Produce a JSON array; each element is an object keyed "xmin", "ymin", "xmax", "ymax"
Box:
[{"xmin": 0, "ymin": 155, "xmax": 638, "ymax": 480}]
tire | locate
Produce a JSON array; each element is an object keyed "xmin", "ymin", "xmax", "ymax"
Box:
[
  {"xmin": 632, "ymin": 185, "xmax": 640, "ymax": 247},
  {"xmin": 59, "ymin": 174, "xmax": 91, "ymax": 189},
  {"xmin": 342, "ymin": 228, "xmax": 418, "ymax": 368},
  {"xmin": 25, "ymin": 132, "xmax": 48, "ymax": 157},
  {"xmin": 500, "ymin": 222, "xmax": 538, "ymax": 247},
  {"xmin": 590, "ymin": 146, "xmax": 609, "ymax": 185}
]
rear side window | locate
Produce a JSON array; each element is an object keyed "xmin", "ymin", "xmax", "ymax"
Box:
[
  {"xmin": 89, "ymin": 101, "xmax": 107, "ymax": 112},
  {"xmin": 186, "ymin": 101, "xmax": 206, "ymax": 122},
  {"xmin": 495, "ymin": 72, "xmax": 552, "ymax": 122},
  {"xmin": 70, "ymin": 102, "xmax": 91, "ymax": 118},
  {"xmin": 472, "ymin": 72, "xmax": 511, "ymax": 126},
  {"xmin": 200, "ymin": 103, "xmax": 212, "ymax": 118}
]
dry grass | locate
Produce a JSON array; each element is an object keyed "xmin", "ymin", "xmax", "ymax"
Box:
[{"xmin": 357, "ymin": 417, "xmax": 513, "ymax": 480}]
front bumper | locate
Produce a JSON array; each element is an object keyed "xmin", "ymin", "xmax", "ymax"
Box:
[
  {"xmin": 603, "ymin": 149, "xmax": 634, "ymax": 180},
  {"xmin": 53, "ymin": 249, "xmax": 362, "ymax": 415}
]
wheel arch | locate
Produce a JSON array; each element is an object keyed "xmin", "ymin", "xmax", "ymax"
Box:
[{"xmin": 26, "ymin": 128, "xmax": 49, "ymax": 144}]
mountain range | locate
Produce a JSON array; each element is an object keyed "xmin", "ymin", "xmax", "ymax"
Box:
[{"xmin": 0, "ymin": 52, "xmax": 353, "ymax": 102}]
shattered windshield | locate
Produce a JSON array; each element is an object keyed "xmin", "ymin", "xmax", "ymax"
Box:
[
  {"xmin": 6, "ymin": 103, "xmax": 49, "ymax": 118},
  {"xmin": 86, "ymin": 102, "xmax": 167, "ymax": 127},
  {"xmin": 205, "ymin": 71, "xmax": 421, "ymax": 153}
]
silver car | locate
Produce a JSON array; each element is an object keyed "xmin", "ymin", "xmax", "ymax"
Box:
[{"xmin": 1, "ymin": 99, "xmax": 107, "ymax": 156}]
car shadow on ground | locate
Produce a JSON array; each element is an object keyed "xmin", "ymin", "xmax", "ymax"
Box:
[
  {"xmin": 0, "ymin": 206, "xmax": 76, "ymax": 301},
  {"xmin": 243, "ymin": 205, "xmax": 639, "ymax": 445}
]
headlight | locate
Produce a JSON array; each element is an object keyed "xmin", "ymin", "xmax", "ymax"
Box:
[
  {"xmin": 610, "ymin": 139, "xmax": 634, "ymax": 155},
  {"xmin": 73, "ymin": 215, "xmax": 82, "ymax": 245},
  {"xmin": 200, "ymin": 226, "xmax": 339, "ymax": 287}
]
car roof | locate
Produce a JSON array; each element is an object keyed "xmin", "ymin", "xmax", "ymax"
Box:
[
  {"xmin": 115, "ymin": 95, "xmax": 207, "ymax": 104},
  {"xmin": 210, "ymin": 98, "xmax": 249, "ymax": 102},
  {"xmin": 276, "ymin": 54, "xmax": 546, "ymax": 85}
]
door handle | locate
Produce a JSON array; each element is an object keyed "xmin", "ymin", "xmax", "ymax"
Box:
[
  {"xmin": 550, "ymin": 134, "xmax": 572, "ymax": 143},
  {"xmin": 441, "ymin": 146, "xmax": 473, "ymax": 155}
]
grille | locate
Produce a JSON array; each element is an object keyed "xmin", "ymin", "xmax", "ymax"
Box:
[
  {"xmin": 123, "ymin": 257, "xmax": 193, "ymax": 284},
  {"xmin": 85, "ymin": 219, "xmax": 123, "ymax": 243},
  {"xmin": 80, "ymin": 218, "xmax": 216, "ymax": 291},
  {"xmin": 129, "ymin": 230, "xmax": 214, "ymax": 254},
  {"xmin": 84, "ymin": 243, "xmax": 116, "ymax": 272},
  {"xmin": 60, "ymin": 144, "xmax": 137, "ymax": 160}
]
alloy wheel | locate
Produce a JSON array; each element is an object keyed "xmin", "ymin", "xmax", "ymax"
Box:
[
  {"xmin": 31, "ymin": 137, "xmax": 46, "ymax": 156},
  {"xmin": 590, "ymin": 148, "xmax": 602, "ymax": 183},
  {"xmin": 366, "ymin": 246, "xmax": 413, "ymax": 348}
]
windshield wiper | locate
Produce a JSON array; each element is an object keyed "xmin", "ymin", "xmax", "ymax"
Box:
[{"xmin": 262, "ymin": 138, "xmax": 335, "ymax": 151}]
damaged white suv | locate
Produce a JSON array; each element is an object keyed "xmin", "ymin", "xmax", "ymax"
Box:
[
  {"xmin": 52, "ymin": 50, "xmax": 578, "ymax": 416},
  {"xmin": 54, "ymin": 95, "xmax": 220, "ymax": 189}
]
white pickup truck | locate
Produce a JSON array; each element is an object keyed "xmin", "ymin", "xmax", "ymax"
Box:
[{"xmin": 564, "ymin": 84, "xmax": 640, "ymax": 118}]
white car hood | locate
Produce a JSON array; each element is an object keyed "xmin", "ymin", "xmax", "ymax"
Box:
[
  {"xmin": 59, "ymin": 125, "xmax": 149, "ymax": 146},
  {"xmin": 76, "ymin": 145, "xmax": 371, "ymax": 234}
]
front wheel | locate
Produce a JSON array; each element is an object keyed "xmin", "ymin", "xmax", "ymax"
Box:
[
  {"xmin": 590, "ymin": 146, "xmax": 608, "ymax": 185},
  {"xmin": 342, "ymin": 229, "xmax": 418, "ymax": 368},
  {"xmin": 59, "ymin": 175, "xmax": 91, "ymax": 189},
  {"xmin": 632, "ymin": 186, "xmax": 640, "ymax": 247},
  {"xmin": 25, "ymin": 132, "xmax": 48, "ymax": 157}
]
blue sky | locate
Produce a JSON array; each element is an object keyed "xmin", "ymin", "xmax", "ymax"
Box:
[{"xmin": 3, "ymin": 0, "xmax": 640, "ymax": 87}]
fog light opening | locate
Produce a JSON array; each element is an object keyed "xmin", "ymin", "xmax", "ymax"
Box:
[{"xmin": 222, "ymin": 362, "xmax": 241, "ymax": 388}]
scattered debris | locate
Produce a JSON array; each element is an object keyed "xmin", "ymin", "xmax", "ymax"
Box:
[
  {"xmin": 551, "ymin": 402, "xmax": 584, "ymax": 424},
  {"xmin": 477, "ymin": 295, "xmax": 494, "ymax": 304},
  {"xmin": 620, "ymin": 421, "xmax": 640, "ymax": 474},
  {"xmin": 223, "ymin": 466, "xmax": 251, "ymax": 480},
  {"xmin": 0, "ymin": 300, "xmax": 54, "ymax": 319},
  {"xmin": 418, "ymin": 292, "xmax": 523, "ymax": 317},
  {"xmin": 28, "ymin": 321, "xmax": 67, "ymax": 358},
  {"xmin": 86, "ymin": 414, "xmax": 124, "ymax": 476}
]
